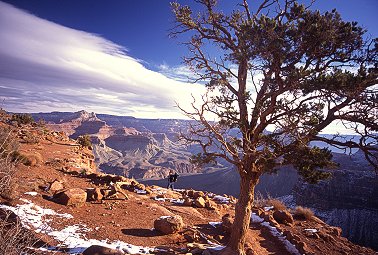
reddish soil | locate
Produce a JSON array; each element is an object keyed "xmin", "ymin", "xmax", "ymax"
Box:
[{"xmin": 1, "ymin": 122, "xmax": 377, "ymax": 255}]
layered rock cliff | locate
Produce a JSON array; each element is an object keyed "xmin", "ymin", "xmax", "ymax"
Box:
[{"xmin": 32, "ymin": 111, "xmax": 200, "ymax": 179}]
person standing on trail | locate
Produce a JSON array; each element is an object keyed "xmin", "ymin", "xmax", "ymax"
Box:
[{"xmin": 167, "ymin": 170, "xmax": 179, "ymax": 190}]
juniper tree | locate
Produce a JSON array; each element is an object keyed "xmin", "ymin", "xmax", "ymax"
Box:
[{"xmin": 171, "ymin": 0, "xmax": 377, "ymax": 254}]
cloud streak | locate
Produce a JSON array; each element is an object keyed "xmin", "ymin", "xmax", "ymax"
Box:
[{"xmin": 0, "ymin": 1, "xmax": 205, "ymax": 118}]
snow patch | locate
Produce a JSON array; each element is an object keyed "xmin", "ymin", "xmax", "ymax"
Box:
[
  {"xmin": 251, "ymin": 213, "xmax": 264, "ymax": 223},
  {"xmin": 0, "ymin": 200, "xmax": 155, "ymax": 254},
  {"xmin": 135, "ymin": 189, "xmax": 147, "ymax": 194},
  {"xmin": 24, "ymin": 191, "xmax": 38, "ymax": 196},
  {"xmin": 213, "ymin": 195, "xmax": 230, "ymax": 204},
  {"xmin": 304, "ymin": 228, "xmax": 318, "ymax": 233},
  {"xmin": 251, "ymin": 213, "xmax": 301, "ymax": 255},
  {"xmin": 264, "ymin": 206, "xmax": 274, "ymax": 211},
  {"xmin": 209, "ymin": 222, "xmax": 222, "ymax": 228},
  {"xmin": 170, "ymin": 198, "xmax": 184, "ymax": 205}
]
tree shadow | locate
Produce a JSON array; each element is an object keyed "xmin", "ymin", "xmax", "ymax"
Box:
[{"xmin": 122, "ymin": 228, "xmax": 164, "ymax": 237}]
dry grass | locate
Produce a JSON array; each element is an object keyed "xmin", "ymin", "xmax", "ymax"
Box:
[
  {"xmin": 253, "ymin": 191, "xmax": 267, "ymax": 207},
  {"xmin": 0, "ymin": 127, "xmax": 19, "ymax": 197},
  {"xmin": 267, "ymin": 199, "xmax": 287, "ymax": 211},
  {"xmin": 253, "ymin": 192, "xmax": 288, "ymax": 211},
  {"xmin": 21, "ymin": 132, "xmax": 40, "ymax": 144},
  {"xmin": 20, "ymin": 152, "xmax": 43, "ymax": 167},
  {"xmin": 294, "ymin": 206, "xmax": 315, "ymax": 220}
]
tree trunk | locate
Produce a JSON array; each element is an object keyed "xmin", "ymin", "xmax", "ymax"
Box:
[{"xmin": 226, "ymin": 171, "xmax": 257, "ymax": 255}]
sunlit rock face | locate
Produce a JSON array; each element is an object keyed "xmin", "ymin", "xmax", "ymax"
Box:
[
  {"xmin": 293, "ymin": 151, "xmax": 378, "ymax": 250},
  {"xmin": 32, "ymin": 111, "xmax": 198, "ymax": 179}
]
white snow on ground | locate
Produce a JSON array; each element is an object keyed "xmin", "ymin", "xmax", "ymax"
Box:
[
  {"xmin": 153, "ymin": 197, "xmax": 166, "ymax": 202},
  {"xmin": 159, "ymin": 215, "xmax": 172, "ymax": 219},
  {"xmin": 213, "ymin": 195, "xmax": 230, "ymax": 204},
  {"xmin": 209, "ymin": 221, "xmax": 222, "ymax": 228},
  {"xmin": 24, "ymin": 191, "xmax": 38, "ymax": 196},
  {"xmin": 134, "ymin": 189, "xmax": 147, "ymax": 194},
  {"xmin": 251, "ymin": 213, "xmax": 301, "ymax": 255},
  {"xmin": 0, "ymin": 199, "xmax": 155, "ymax": 254},
  {"xmin": 264, "ymin": 206, "xmax": 274, "ymax": 211},
  {"xmin": 153, "ymin": 197, "xmax": 184, "ymax": 205},
  {"xmin": 170, "ymin": 198, "xmax": 184, "ymax": 205},
  {"xmin": 304, "ymin": 228, "xmax": 318, "ymax": 233},
  {"xmin": 251, "ymin": 213, "xmax": 264, "ymax": 223},
  {"xmin": 0, "ymin": 198, "xmax": 73, "ymax": 233}
]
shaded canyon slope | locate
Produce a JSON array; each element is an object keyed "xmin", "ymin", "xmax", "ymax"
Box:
[{"xmin": 293, "ymin": 151, "xmax": 378, "ymax": 250}]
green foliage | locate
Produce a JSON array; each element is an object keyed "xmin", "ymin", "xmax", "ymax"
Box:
[
  {"xmin": 77, "ymin": 135, "xmax": 92, "ymax": 148},
  {"xmin": 11, "ymin": 114, "xmax": 34, "ymax": 125},
  {"xmin": 284, "ymin": 146, "xmax": 336, "ymax": 183},
  {"xmin": 172, "ymin": 0, "xmax": 377, "ymax": 252}
]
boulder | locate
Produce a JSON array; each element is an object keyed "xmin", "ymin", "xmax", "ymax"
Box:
[
  {"xmin": 86, "ymin": 188, "xmax": 103, "ymax": 202},
  {"xmin": 194, "ymin": 197, "xmax": 206, "ymax": 208},
  {"xmin": 273, "ymin": 210, "xmax": 294, "ymax": 225},
  {"xmin": 49, "ymin": 180, "xmax": 64, "ymax": 192},
  {"xmin": 193, "ymin": 191, "xmax": 205, "ymax": 199},
  {"xmin": 54, "ymin": 188, "xmax": 87, "ymax": 207},
  {"xmin": 205, "ymin": 200, "xmax": 217, "ymax": 210},
  {"xmin": 135, "ymin": 183, "xmax": 146, "ymax": 191},
  {"xmin": 154, "ymin": 215, "xmax": 184, "ymax": 234},
  {"xmin": 187, "ymin": 189, "xmax": 195, "ymax": 198},
  {"xmin": 82, "ymin": 245, "xmax": 123, "ymax": 255},
  {"xmin": 221, "ymin": 214, "xmax": 233, "ymax": 233},
  {"xmin": 183, "ymin": 197, "xmax": 193, "ymax": 206}
]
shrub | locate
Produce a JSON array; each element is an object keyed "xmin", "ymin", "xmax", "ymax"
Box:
[
  {"xmin": 253, "ymin": 191, "xmax": 266, "ymax": 207},
  {"xmin": 0, "ymin": 209, "xmax": 40, "ymax": 254},
  {"xmin": 10, "ymin": 113, "xmax": 34, "ymax": 125},
  {"xmin": 294, "ymin": 206, "xmax": 315, "ymax": 220},
  {"xmin": 21, "ymin": 132, "xmax": 40, "ymax": 144},
  {"xmin": 267, "ymin": 199, "xmax": 287, "ymax": 211},
  {"xmin": 19, "ymin": 152, "xmax": 43, "ymax": 167},
  {"xmin": 0, "ymin": 127, "xmax": 19, "ymax": 197},
  {"xmin": 77, "ymin": 134, "xmax": 92, "ymax": 148}
]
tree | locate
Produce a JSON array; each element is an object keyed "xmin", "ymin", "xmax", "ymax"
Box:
[
  {"xmin": 77, "ymin": 134, "xmax": 92, "ymax": 149},
  {"xmin": 171, "ymin": 0, "xmax": 377, "ymax": 254}
]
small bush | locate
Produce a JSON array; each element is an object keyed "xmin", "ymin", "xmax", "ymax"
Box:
[
  {"xmin": 253, "ymin": 192, "xmax": 266, "ymax": 207},
  {"xmin": 10, "ymin": 113, "xmax": 34, "ymax": 125},
  {"xmin": 19, "ymin": 152, "xmax": 43, "ymax": 167},
  {"xmin": 0, "ymin": 209, "xmax": 40, "ymax": 254},
  {"xmin": 294, "ymin": 206, "xmax": 315, "ymax": 220},
  {"xmin": 21, "ymin": 132, "xmax": 40, "ymax": 144},
  {"xmin": 77, "ymin": 134, "xmax": 92, "ymax": 148},
  {"xmin": 0, "ymin": 127, "xmax": 19, "ymax": 196},
  {"xmin": 267, "ymin": 199, "xmax": 287, "ymax": 211}
]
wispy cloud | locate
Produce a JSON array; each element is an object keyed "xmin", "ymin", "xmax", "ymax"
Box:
[{"xmin": 0, "ymin": 1, "xmax": 205, "ymax": 118}]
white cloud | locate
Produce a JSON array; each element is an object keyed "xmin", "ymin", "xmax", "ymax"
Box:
[{"xmin": 0, "ymin": 1, "xmax": 205, "ymax": 119}]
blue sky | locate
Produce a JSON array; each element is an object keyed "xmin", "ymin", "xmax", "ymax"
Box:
[
  {"xmin": 2, "ymin": 0, "xmax": 377, "ymax": 68},
  {"xmin": 0, "ymin": 0, "xmax": 377, "ymax": 121}
]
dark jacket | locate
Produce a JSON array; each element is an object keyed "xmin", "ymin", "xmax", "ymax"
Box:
[{"xmin": 168, "ymin": 173, "xmax": 179, "ymax": 183}]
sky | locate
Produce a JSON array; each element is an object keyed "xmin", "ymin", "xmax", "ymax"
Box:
[{"xmin": 0, "ymin": 0, "xmax": 377, "ymax": 121}]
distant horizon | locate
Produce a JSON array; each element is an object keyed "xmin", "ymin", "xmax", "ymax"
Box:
[{"xmin": 7, "ymin": 109, "xmax": 372, "ymax": 137}]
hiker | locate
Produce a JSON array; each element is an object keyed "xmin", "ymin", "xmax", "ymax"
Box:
[{"xmin": 167, "ymin": 170, "xmax": 179, "ymax": 190}]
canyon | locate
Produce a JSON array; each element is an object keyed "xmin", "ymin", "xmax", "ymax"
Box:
[{"xmin": 31, "ymin": 110, "xmax": 378, "ymax": 251}]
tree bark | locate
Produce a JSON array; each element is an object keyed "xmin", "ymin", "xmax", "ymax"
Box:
[{"xmin": 226, "ymin": 171, "xmax": 257, "ymax": 255}]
